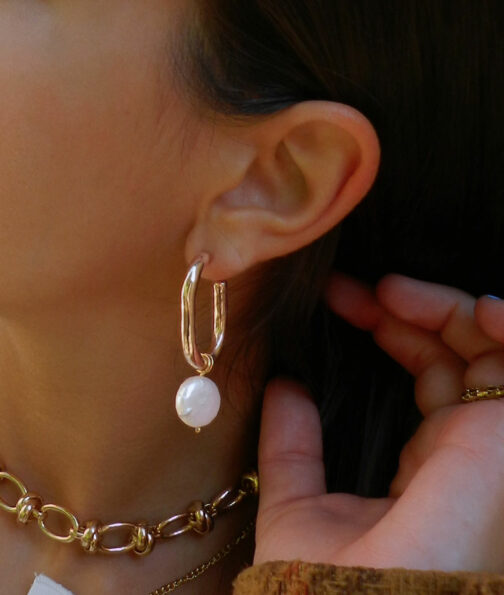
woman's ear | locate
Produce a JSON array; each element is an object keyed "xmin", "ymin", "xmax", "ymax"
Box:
[{"xmin": 185, "ymin": 100, "xmax": 380, "ymax": 280}]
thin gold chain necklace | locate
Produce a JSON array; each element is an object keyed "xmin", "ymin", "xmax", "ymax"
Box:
[{"xmin": 149, "ymin": 517, "xmax": 256, "ymax": 594}]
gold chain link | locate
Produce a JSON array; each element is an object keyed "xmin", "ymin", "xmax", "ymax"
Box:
[
  {"xmin": 148, "ymin": 517, "xmax": 256, "ymax": 594},
  {"xmin": 0, "ymin": 465, "xmax": 258, "ymax": 557}
]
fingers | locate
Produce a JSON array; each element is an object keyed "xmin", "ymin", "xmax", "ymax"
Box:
[
  {"xmin": 414, "ymin": 360, "xmax": 465, "ymax": 416},
  {"xmin": 388, "ymin": 405, "xmax": 457, "ymax": 498},
  {"xmin": 376, "ymin": 276, "xmax": 504, "ymax": 390},
  {"xmin": 326, "ymin": 273, "xmax": 466, "ymax": 414},
  {"xmin": 326, "ymin": 273, "xmax": 504, "ymax": 406},
  {"xmin": 377, "ymin": 275, "xmax": 503, "ymax": 362},
  {"xmin": 464, "ymin": 351, "xmax": 504, "ymax": 387},
  {"xmin": 257, "ymin": 378, "xmax": 326, "ymax": 516},
  {"xmin": 323, "ymin": 273, "xmax": 382, "ymax": 331},
  {"xmin": 371, "ymin": 320, "xmax": 466, "ymax": 415},
  {"xmin": 475, "ymin": 295, "xmax": 504, "ymax": 344}
]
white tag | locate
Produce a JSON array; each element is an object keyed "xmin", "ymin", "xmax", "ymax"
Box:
[{"xmin": 27, "ymin": 574, "xmax": 75, "ymax": 595}]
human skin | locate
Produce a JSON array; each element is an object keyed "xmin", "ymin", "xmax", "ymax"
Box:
[
  {"xmin": 0, "ymin": 1, "xmax": 379, "ymax": 593},
  {"xmin": 255, "ymin": 275, "xmax": 504, "ymax": 573},
  {"xmin": 3, "ymin": 0, "xmax": 500, "ymax": 593}
]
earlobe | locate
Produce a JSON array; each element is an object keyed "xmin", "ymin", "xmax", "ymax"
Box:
[{"xmin": 186, "ymin": 101, "xmax": 380, "ymax": 281}]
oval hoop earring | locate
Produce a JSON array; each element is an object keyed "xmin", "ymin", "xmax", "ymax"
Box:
[{"xmin": 175, "ymin": 254, "xmax": 227, "ymax": 433}]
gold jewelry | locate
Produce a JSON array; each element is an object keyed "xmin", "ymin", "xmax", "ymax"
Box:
[
  {"xmin": 175, "ymin": 254, "xmax": 227, "ymax": 433},
  {"xmin": 461, "ymin": 385, "xmax": 504, "ymax": 402},
  {"xmin": 149, "ymin": 517, "xmax": 256, "ymax": 594},
  {"xmin": 0, "ymin": 464, "xmax": 258, "ymax": 556}
]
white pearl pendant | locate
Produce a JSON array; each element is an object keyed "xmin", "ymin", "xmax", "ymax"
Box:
[{"xmin": 175, "ymin": 376, "xmax": 221, "ymax": 430}]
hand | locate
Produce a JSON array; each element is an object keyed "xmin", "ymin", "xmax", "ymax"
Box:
[{"xmin": 254, "ymin": 273, "xmax": 504, "ymax": 573}]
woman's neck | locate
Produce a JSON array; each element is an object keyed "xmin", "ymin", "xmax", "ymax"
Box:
[{"xmin": 0, "ymin": 279, "xmax": 263, "ymax": 527}]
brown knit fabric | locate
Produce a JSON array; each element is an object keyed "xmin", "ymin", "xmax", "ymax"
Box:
[{"xmin": 232, "ymin": 560, "xmax": 504, "ymax": 594}]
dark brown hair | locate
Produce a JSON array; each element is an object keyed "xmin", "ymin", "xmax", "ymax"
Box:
[{"xmin": 178, "ymin": 0, "xmax": 504, "ymax": 496}]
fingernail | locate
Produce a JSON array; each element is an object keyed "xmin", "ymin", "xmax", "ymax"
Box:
[{"xmin": 486, "ymin": 295, "xmax": 502, "ymax": 301}]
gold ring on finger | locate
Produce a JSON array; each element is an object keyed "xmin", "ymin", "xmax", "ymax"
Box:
[{"xmin": 461, "ymin": 385, "xmax": 504, "ymax": 402}]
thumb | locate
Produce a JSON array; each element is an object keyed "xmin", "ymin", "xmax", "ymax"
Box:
[{"xmin": 257, "ymin": 377, "xmax": 327, "ymax": 515}]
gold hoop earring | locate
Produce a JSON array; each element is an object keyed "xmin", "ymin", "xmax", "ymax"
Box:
[{"xmin": 175, "ymin": 254, "xmax": 227, "ymax": 433}]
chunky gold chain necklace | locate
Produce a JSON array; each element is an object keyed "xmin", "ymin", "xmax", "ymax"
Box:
[{"xmin": 0, "ymin": 463, "xmax": 258, "ymax": 558}]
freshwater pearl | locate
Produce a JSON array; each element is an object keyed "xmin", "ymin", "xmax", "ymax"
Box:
[{"xmin": 175, "ymin": 376, "xmax": 221, "ymax": 429}]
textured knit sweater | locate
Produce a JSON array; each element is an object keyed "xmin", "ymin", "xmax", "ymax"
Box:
[
  {"xmin": 232, "ymin": 560, "xmax": 504, "ymax": 594},
  {"xmin": 26, "ymin": 560, "xmax": 504, "ymax": 593}
]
